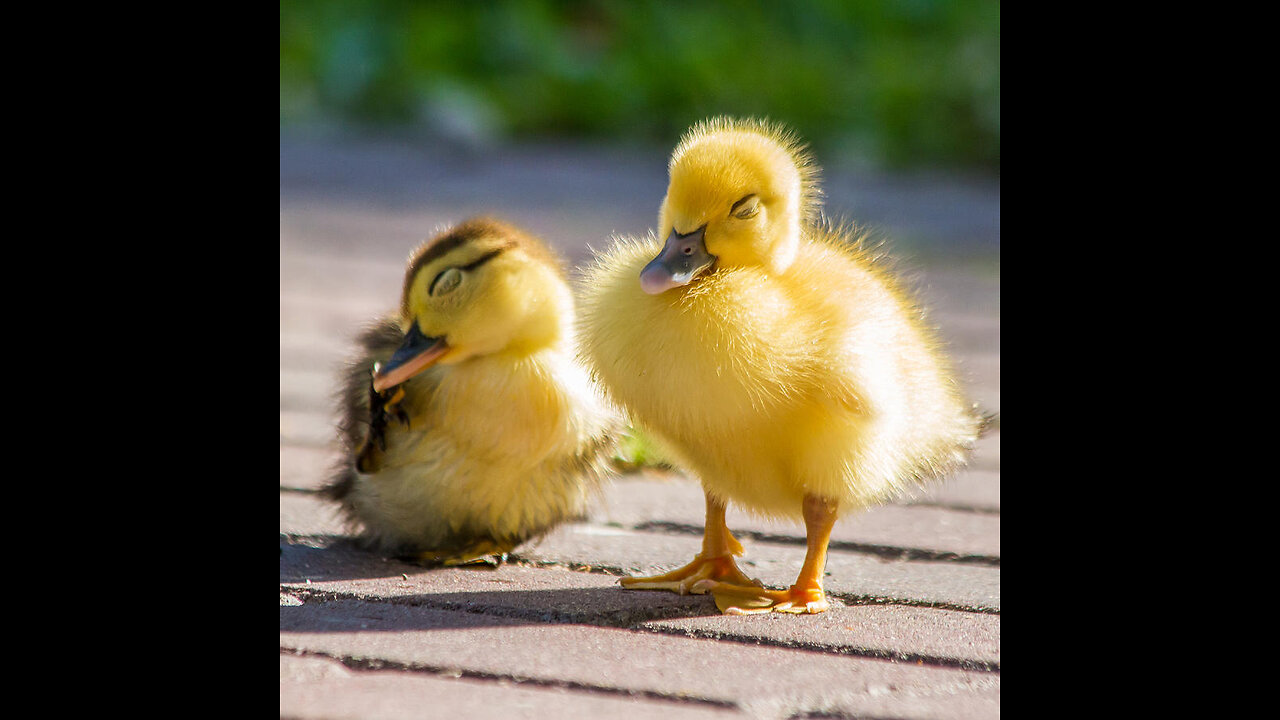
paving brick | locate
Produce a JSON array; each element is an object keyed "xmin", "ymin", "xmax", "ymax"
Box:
[
  {"xmin": 281, "ymin": 445, "xmax": 340, "ymax": 492},
  {"xmin": 957, "ymin": 352, "xmax": 1000, "ymax": 398},
  {"xmin": 282, "ymin": 653, "xmax": 739, "ymax": 719},
  {"xmin": 281, "ymin": 535, "xmax": 418, "ymax": 586},
  {"xmin": 967, "ymin": 387, "xmax": 1000, "ymax": 419},
  {"xmin": 280, "ymin": 294, "xmax": 376, "ymax": 341},
  {"xmin": 281, "ymin": 492, "xmax": 348, "ymax": 538},
  {"xmin": 280, "ymin": 290, "xmax": 388, "ymax": 333},
  {"xmin": 280, "ymin": 330, "xmax": 350, "ymax": 371},
  {"xmin": 642, "ymin": 604, "xmax": 999, "ymax": 671},
  {"xmin": 595, "ymin": 475, "xmax": 999, "ymax": 559},
  {"xmin": 281, "ymin": 536, "xmax": 997, "ymax": 672},
  {"xmin": 284, "ymin": 479, "xmax": 1000, "ymax": 611},
  {"xmin": 916, "ymin": 271, "xmax": 1000, "ymax": 319},
  {"xmin": 933, "ymin": 312, "xmax": 1000, "ymax": 356},
  {"xmin": 280, "ymin": 251, "xmax": 403, "ymax": 298},
  {"xmin": 280, "ymin": 598, "xmax": 999, "ymax": 719},
  {"xmin": 970, "ymin": 430, "xmax": 1000, "ymax": 472},
  {"xmin": 908, "ymin": 469, "xmax": 1000, "ymax": 512},
  {"xmin": 281, "ymin": 536, "xmax": 712, "ymax": 623},
  {"xmin": 280, "ymin": 410, "xmax": 336, "ymax": 448},
  {"xmin": 279, "ymin": 138, "xmax": 999, "ymax": 263},
  {"xmin": 517, "ymin": 525, "xmax": 1000, "ymax": 612},
  {"xmin": 280, "ymin": 206, "xmax": 478, "ymax": 262},
  {"xmin": 280, "ymin": 368, "xmax": 337, "ymax": 414}
]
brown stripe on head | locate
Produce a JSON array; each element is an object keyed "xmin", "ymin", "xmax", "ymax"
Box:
[{"xmin": 399, "ymin": 217, "xmax": 565, "ymax": 317}]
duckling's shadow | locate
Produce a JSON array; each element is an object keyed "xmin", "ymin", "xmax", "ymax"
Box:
[
  {"xmin": 280, "ymin": 535, "xmax": 720, "ymax": 624},
  {"xmin": 280, "ymin": 585, "xmax": 719, "ymax": 634},
  {"xmin": 280, "ymin": 535, "xmax": 504, "ymax": 583}
]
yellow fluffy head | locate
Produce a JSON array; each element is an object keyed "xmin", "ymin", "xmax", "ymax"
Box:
[
  {"xmin": 399, "ymin": 217, "xmax": 572, "ymax": 365},
  {"xmin": 660, "ymin": 117, "xmax": 821, "ymax": 275}
]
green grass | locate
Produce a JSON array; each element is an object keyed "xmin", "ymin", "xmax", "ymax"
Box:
[
  {"xmin": 280, "ymin": 0, "xmax": 999, "ymax": 171},
  {"xmin": 612, "ymin": 424, "xmax": 672, "ymax": 472}
]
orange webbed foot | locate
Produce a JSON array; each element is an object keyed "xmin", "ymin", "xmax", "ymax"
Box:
[
  {"xmin": 619, "ymin": 554, "xmax": 763, "ymax": 595},
  {"xmin": 692, "ymin": 579, "xmax": 829, "ymax": 615}
]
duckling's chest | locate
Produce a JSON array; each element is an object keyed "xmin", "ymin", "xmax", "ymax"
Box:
[{"xmin": 588, "ymin": 271, "xmax": 825, "ymax": 431}]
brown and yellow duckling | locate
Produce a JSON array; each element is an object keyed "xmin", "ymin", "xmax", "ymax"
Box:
[{"xmin": 326, "ymin": 217, "xmax": 619, "ymax": 565}]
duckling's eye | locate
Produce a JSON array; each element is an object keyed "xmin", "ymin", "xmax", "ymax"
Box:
[
  {"xmin": 730, "ymin": 194, "xmax": 760, "ymax": 220},
  {"xmin": 430, "ymin": 267, "xmax": 463, "ymax": 296}
]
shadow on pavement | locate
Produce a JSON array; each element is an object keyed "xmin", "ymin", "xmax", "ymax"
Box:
[
  {"xmin": 280, "ymin": 587, "xmax": 719, "ymax": 632},
  {"xmin": 281, "ymin": 535, "xmax": 721, "ymax": 625}
]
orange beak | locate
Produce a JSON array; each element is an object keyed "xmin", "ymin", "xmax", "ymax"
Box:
[{"xmin": 372, "ymin": 323, "xmax": 449, "ymax": 392}]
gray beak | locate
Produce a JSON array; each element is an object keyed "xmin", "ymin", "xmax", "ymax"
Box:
[{"xmin": 639, "ymin": 225, "xmax": 717, "ymax": 295}]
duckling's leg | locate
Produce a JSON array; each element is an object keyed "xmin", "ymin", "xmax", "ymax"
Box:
[
  {"xmin": 692, "ymin": 494, "xmax": 837, "ymax": 615},
  {"xmin": 619, "ymin": 491, "xmax": 762, "ymax": 594}
]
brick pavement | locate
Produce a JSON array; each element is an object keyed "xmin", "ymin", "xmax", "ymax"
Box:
[{"xmin": 280, "ymin": 134, "xmax": 1000, "ymax": 719}]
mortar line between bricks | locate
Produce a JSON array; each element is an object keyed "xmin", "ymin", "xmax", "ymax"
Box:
[
  {"xmin": 280, "ymin": 647, "xmax": 738, "ymax": 710},
  {"xmin": 900, "ymin": 500, "xmax": 1001, "ymax": 516},
  {"xmin": 281, "ymin": 585, "xmax": 1000, "ymax": 670},
  {"xmin": 627, "ymin": 624, "xmax": 1000, "ymax": 673},
  {"xmin": 629, "ymin": 521, "xmax": 1001, "ymax": 567},
  {"xmin": 828, "ymin": 593, "xmax": 999, "ymax": 615}
]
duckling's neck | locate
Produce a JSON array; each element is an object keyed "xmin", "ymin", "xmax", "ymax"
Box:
[{"xmin": 765, "ymin": 224, "xmax": 800, "ymax": 275}]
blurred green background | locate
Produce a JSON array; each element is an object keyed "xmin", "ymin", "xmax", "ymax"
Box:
[{"xmin": 280, "ymin": 0, "xmax": 999, "ymax": 172}]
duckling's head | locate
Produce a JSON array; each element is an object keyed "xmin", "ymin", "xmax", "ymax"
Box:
[
  {"xmin": 373, "ymin": 218, "xmax": 571, "ymax": 391},
  {"xmin": 641, "ymin": 117, "xmax": 821, "ymax": 294}
]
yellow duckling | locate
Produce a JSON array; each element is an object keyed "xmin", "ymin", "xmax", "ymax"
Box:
[
  {"xmin": 326, "ymin": 217, "xmax": 618, "ymax": 565},
  {"xmin": 577, "ymin": 118, "xmax": 986, "ymax": 614}
]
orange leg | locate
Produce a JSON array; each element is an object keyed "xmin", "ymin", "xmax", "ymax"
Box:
[
  {"xmin": 693, "ymin": 494, "xmax": 838, "ymax": 615},
  {"xmin": 619, "ymin": 491, "xmax": 762, "ymax": 594}
]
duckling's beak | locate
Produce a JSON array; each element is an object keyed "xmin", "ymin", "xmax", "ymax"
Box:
[
  {"xmin": 639, "ymin": 224, "xmax": 716, "ymax": 295},
  {"xmin": 372, "ymin": 322, "xmax": 449, "ymax": 392}
]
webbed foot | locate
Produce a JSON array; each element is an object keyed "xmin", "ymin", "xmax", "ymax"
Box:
[
  {"xmin": 620, "ymin": 553, "xmax": 763, "ymax": 595},
  {"xmin": 691, "ymin": 580, "xmax": 828, "ymax": 615}
]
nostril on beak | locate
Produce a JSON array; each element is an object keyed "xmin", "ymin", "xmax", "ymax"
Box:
[{"xmin": 683, "ymin": 246, "xmax": 693, "ymax": 255}]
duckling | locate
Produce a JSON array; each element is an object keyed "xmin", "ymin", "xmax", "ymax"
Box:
[
  {"xmin": 576, "ymin": 118, "xmax": 987, "ymax": 614},
  {"xmin": 325, "ymin": 217, "xmax": 619, "ymax": 565}
]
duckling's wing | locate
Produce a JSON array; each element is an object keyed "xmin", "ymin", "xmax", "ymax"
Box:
[
  {"xmin": 337, "ymin": 317, "xmax": 405, "ymax": 451},
  {"xmin": 325, "ymin": 316, "xmax": 406, "ymax": 501}
]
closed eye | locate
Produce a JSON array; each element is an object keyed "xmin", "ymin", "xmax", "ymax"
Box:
[
  {"xmin": 730, "ymin": 194, "xmax": 759, "ymax": 219},
  {"xmin": 428, "ymin": 247, "xmax": 506, "ymax": 296},
  {"xmin": 429, "ymin": 267, "xmax": 462, "ymax": 296}
]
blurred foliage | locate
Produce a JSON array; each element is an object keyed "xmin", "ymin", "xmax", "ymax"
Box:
[
  {"xmin": 612, "ymin": 424, "xmax": 673, "ymax": 473},
  {"xmin": 280, "ymin": 0, "xmax": 999, "ymax": 170}
]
